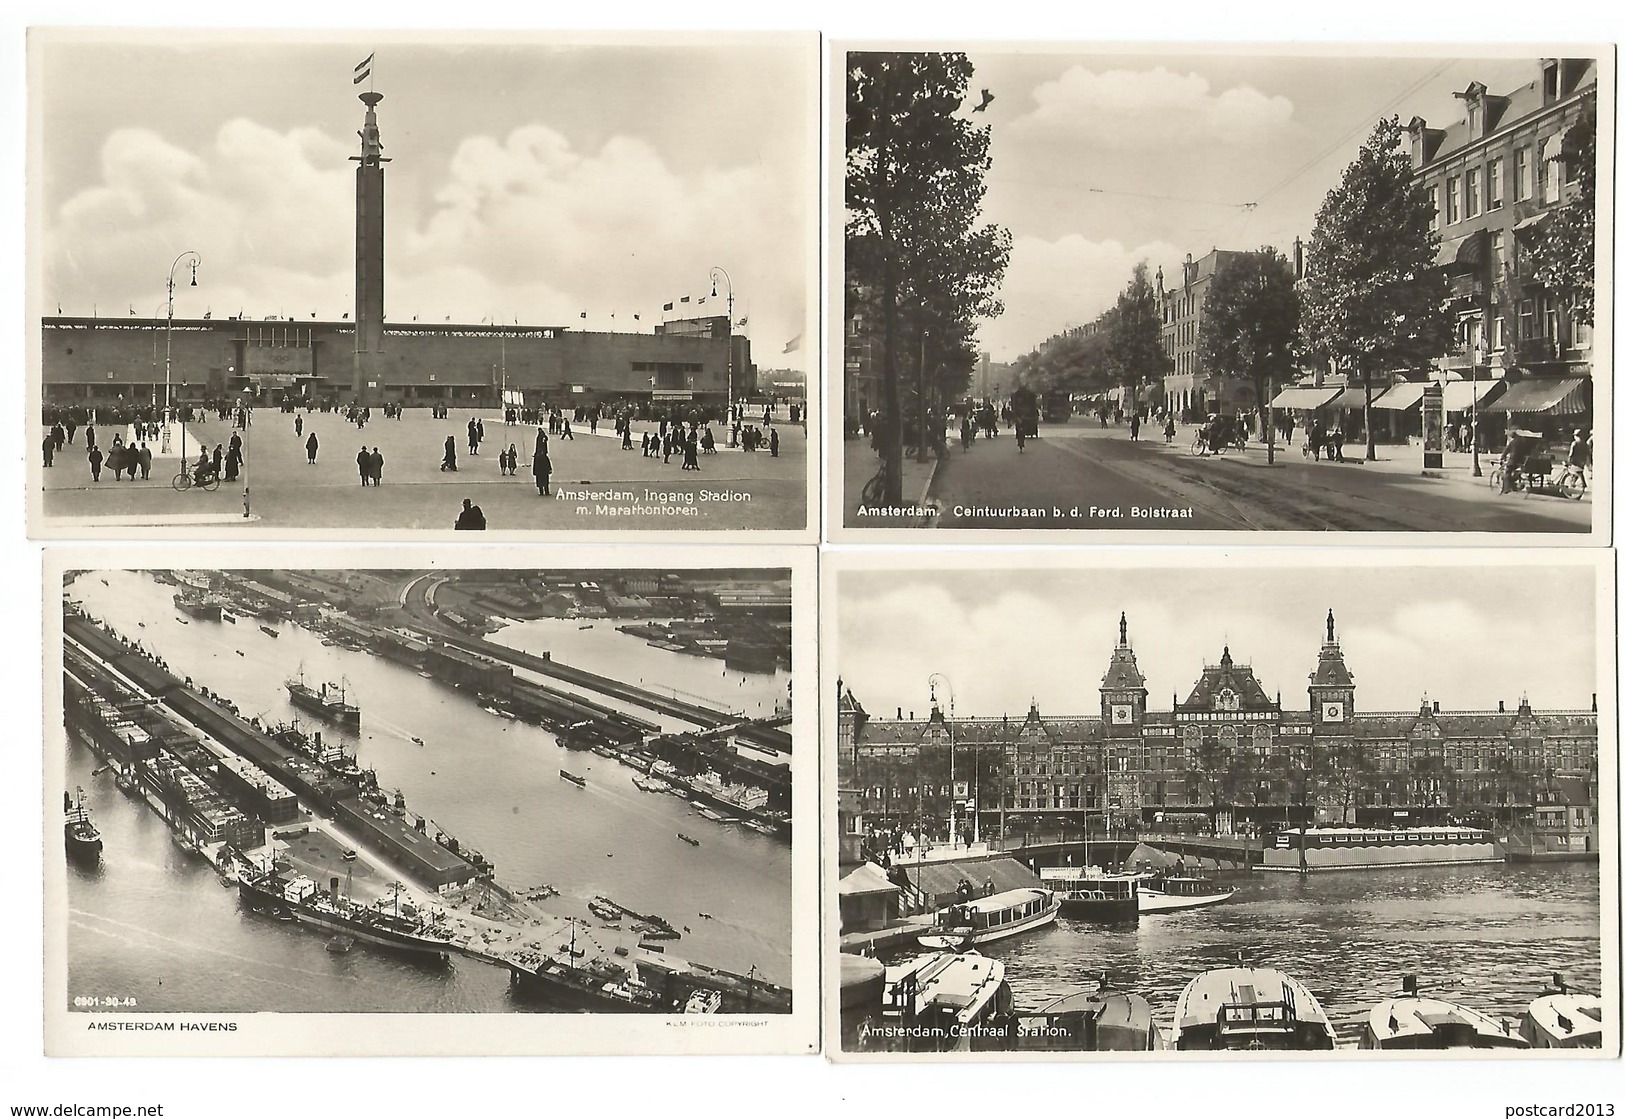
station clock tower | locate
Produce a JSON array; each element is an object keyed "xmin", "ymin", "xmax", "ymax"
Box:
[
  {"xmin": 1100, "ymin": 612, "xmax": 1148, "ymax": 735},
  {"xmin": 1308, "ymin": 609, "xmax": 1356, "ymax": 727}
]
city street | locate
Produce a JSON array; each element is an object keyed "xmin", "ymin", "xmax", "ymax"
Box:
[
  {"xmin": 916, "ymin": 422, "xmax": 1592, "ymax": 532},
  {"xmin": 40, "ymin": 408, "xmax": 809, "ymax": 531}
]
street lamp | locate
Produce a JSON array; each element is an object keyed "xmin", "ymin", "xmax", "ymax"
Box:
[
  {"xmin": 709, "ymin": 266, "xmax": 734, "ymax": 445},
  {"xmin": 1471, "ymin": 341, "xmax": 1482, "ymax": 478},
  {"xmin": 166, "ymin": 250, "xmax": 201, "ymax": 462}
]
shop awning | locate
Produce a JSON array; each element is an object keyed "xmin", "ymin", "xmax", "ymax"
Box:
[
  {"xmin": 1269, "ymin": 386, "xmax": 1344, "ymax": 410},
  {"xmin": 1440, "ymin": 377, "xmax": 1506, "ymax": 413},
  {"xmin": 1370, "ymin": 382, "xmax": 1429, "ymax": 411},
  {"xmin": 1512, "ymin": 212, "xmax": 1550, "ymax": 234},
  {"xmin": 1482, "ymin": 377, "xmax": 1589, "ymax": 415}
]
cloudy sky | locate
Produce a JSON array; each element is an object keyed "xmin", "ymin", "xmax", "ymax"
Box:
[
  {"xmin": 955, "ymin": 50, "xmax": 1545, "ymax": 361},
  {"xmin": 36, "ymin": 32, "xmax": 814, "ymax": 370},
  {"xmin": 837, "ymin": 562, "xmax": 1600, "ymax": 719}
]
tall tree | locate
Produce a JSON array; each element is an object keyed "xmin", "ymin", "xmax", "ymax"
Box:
[
  {"xmin": 1105, "ymin": 262, "xmax": 1171, "ymax": 414},
  {"xmin": 1527, "ymin": 103, "xmax": 1597, "ymax": 327},
  {"xmin": 1198, "ymin": 248, "xmax": 1301, "ymax": 436},
  {"xmin": 846, "ymin": 52, "xmax": 1011, "ymax": 502},
  {"xmin": 1301, "ymin": 116, "xmax": 1453, "ymax": 461}
]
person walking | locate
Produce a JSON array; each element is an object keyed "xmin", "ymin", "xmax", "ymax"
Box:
[
  {"xmin": 454, "ymin": 497, "xmax": 486, "ymax": 529},
  {"xmin": 442, "ymin": 435, "xmax": 458, "ymax": 472},
  {"xmin": 769, "ymin": 427, "xmax": 780, "ymax": 458},
  {"xmin": 295, "ymin": 414, "xmax": 304, "ymax": 438},
  {"xmin": 1163, "ymin": 414, "xmax": 1176, "ymax": 444},
  {"xmin": 88, "ymin": 444, "xmax": 103, "ymax": 482},
  {"xmin": 683, "ymin": 429, "xmax": 700, "ymax": 471},
  {"xmin": 532, "ymin": 431, "xmax": 552, "ymax": 496},
  {"xmin": 357, "ymin": 446, "xmax": 371, "ymax": 486},
  {"xmin": 467, "ymin": 417, "xmax": 480, "ymax": 456},
  {"xmin": 305, "ymin": 431, "xmax": 319, "ymax": 464},
  {"xmin": 369, "ymin": 447, "xmax": 384, "ymax": 485},
  {"xmin": 560, "ymin": 417, "xmax": 573, "ymax": 440},
  {"xmin": 41, "ymin": 433, "xmax": 54, "ymax": 468},
  {"xmin": 224, "ymin": 441, "xmax": 242, "ymax": 482},
  {"xmin": 211, "ymin": 443, "xmax": 224, "ymax": 481},
  {"xmin": 137, "ymin": 442, "xmax": 152, "ymax": 480},
  {"xmin": 505, "ymin": 443, "xmax": 519, "ymax": 476}
]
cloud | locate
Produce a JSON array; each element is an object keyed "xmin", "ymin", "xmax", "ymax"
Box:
[
  {"xmin": 45, "ymin": 119, "xmax": 809, "ymax": 359},
  {"xmin": 977, "ymin": 233, "xmax": 1183, "ymax": 360},
  {"xmin": 1012, "ymin": 65, "xmax": 1296, "ymax": 150}
]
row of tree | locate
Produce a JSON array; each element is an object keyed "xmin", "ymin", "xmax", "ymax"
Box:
[{"xmin": 1010, "ymin": 106, "xmax": 1596, "ymax": 460}]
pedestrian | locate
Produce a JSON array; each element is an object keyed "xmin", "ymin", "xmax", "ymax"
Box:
[
  {"xmin": 454, "ymin": 497, "xmax": 487, "ymax": 530},
  {"xmin": 224, "ymin": 442, "xmax": 242, "ymax": 482},
  {"xmin": 442, "ymin": 435, "xmax": 458, "ymax": 472},
  {"xmin": 467, "ymin": 417, "xmax": 480, "ymax": 456},
  {"xmin": 477, "ymin": 417, "xmax": 486, "ymax": 451},
  {"xmin": 505, "ymin": 443, "xmax": 519, "ymax": 476},
  {"xmin": 295, "ymin": 414, "xmax": 304, "ymax": 438},
  {"xmin": 532, "ymin": 432, "xmax": 552, "ymax": 496},
  {"xmin": 357, "ymin": 446, "xmax": 371, "ymax": 486},
  {"xmin": 1164, "ymin": 415, "xmax": 1176, "ymax": 444},
  {"xmin": 369, "ymin": 447, "xmax": 384, "ymax": 485},
  {"xmin": 88, "ymin": 445, "xmax": 103, "ymax": 482},
  {"xmin": 86, "ymin": 424, "xmax": 96, "ymax": 452},
  {"xmin": 769, "ymin": 428, "xmax": 779, "ymax": 458},
  {"xmin": 1129, "ymin": 413, "xmax": 1141, "ymax": 442},
  {"xmin": 41, "ymin": 433, "xmax": 54, "ymax": 468},
  {"xmin": 138, "ymin": 442, "xmax": 152, "ymax": 480},
  {"xmin": 561, "ymin": 417, "xmax": 573, "ymax": 440},
  {"xmin": 1331, "ymin": 426, "xmax": 1345, "ymax": 463},
  {"xmin": 66, "ymin": 418, "xmax": 78, "ymax": 444},
  {"xmin": 306, "ymin": 431, "xmax": 319, "ymax": 464},
  {"xmin": 683, "ymin": 430, "xmax": 700, "ymax": 471},
  {"xmin": 211, "ymin": 443, "xmax": 224, "ymax": 480}
]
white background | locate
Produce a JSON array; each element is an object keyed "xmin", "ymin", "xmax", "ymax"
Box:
[{"xmin": 5, "ymin": 1, "xmax": 1623, "ymax": 1117}]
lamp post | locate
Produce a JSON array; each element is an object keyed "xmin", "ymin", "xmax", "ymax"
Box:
[
  {"xmin": 166, "ymin": 250, "xmax": 201, "ymax": 462},
  {"xmin": 1471, "ymin": 342, "xmax": 1482, "ymax": 477},
  {"xmin": 709, "ymin": 266, "xmax": 734, "ymax": 444}
]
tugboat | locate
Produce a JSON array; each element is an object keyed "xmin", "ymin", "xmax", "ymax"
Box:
[
  {"xmin": 285, "ymin": 670, "xmax": 361, "ymax": 731},
  {"xmin": 917, "ymin": 888, "xmax": 1059, "ymax": 950},
  {"xmin": 64, "ymin": 788, "xmax": 103, "ymax": 863},
  {"xmin": 1360, "ymin": 975, "xmax": 1527, "ymax": 1049},
  {"xmin": 559, "ymin": 769, "xmax": 587, "ymax": 787},
  {"xmin": 1018, "ymin": 974, "xmax": 1165, "ymax": 1051},
  {"xmin": 1520, "ymin": 973, "xmax": 1604, "ymax": 1049},
  {"xmin": 1169, "ymin": 964, "xmax": 1337, "ymax": 1050}
]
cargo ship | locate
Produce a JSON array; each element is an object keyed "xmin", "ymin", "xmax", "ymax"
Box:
[
  {"xmin": 1260, "ymin": 826, "xmax": 1503, "ymax": 873},
  {"xmin": 64, "ymin": 787, "xmax": 103, "ymax": 863},
  {"xmin": 238, "ymin": 871, "xmax": 453, "ymax": 959},
  {"xmin": 284, "ymin": 671, "xmax": 361, "ymax": 731},
  {"xmin": 174, "ymin": 592, "xmax": 223, "ymax": 622}
]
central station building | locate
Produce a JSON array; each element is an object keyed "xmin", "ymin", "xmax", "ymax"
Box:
[{"xmin": 837, "ymin": 611, "xmax": 1598, "ymax": 836}]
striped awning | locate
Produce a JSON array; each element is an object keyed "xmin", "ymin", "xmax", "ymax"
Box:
[
  {"xmin": 1370, "ymin": 383, "xmax": 1428, "ymax": 411},
  {"xmin": 1269, "ymin": 386, "xmax": 1344, "ymax": 410},
  {"xmin": 1482, "ymin": 377, "xmax": 1589, "ymax": 416},
  {"xmin": 1441, "ymin": 378, "xmax": 1507, "ymax": 413}
]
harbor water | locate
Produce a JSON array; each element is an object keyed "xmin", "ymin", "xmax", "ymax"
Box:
[
  {"xmin": 986, "ymin": 863, "xmax": 1601, "ymax": 1043},
  {"xmin": 62, "ymin": 570, "xmax": 792, "ymax": 1012}
]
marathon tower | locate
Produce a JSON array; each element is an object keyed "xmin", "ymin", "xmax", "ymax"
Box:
[{"xmin": 350, "ymin": 91, "xmax": 389, "ymax": 403}]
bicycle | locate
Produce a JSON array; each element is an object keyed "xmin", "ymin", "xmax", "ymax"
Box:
[
  {"xmin": 1556, "ymin": 463, "xmax": 1588, "ymax": 501},
  {"xmin": 172, "ymin": 468, "xmax": 221, "ymax": 493}
]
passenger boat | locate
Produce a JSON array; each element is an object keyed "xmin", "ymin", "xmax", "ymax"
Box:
[
  {"xmin": 1520, "ymin": 974, "xmax": 1604, "ymax": 1048},
  {"xmin": 559, "ymin": 769, "xmax": 587, "ymax": 787},
  {"xmin": 1169, "ymin": 966, "xmax": 1337, "ymax": 1050},
  {"xmin": 1137, "ymin": 871, "xmax": 1236, "ymax": 914},
  {"xmin": 1017, "ymin": 976, "xmax": 1165, "ymax": 1051},
  {"xmin": 916, "ymin": 887, "xmax": 1059, "ymax": 950},
  {"xmin": 677, "ymin": 833, "xmax": 701, "ymax": 847},
  {"xmin": 64, "ymin": 788, "xmax": 103, "ymax": 863},
  {"xmin": 260, "ymin": 624, "xmax": 278, "ymax": 637},
  {"xmin": 1360, "ymin": 975, "xmax": 1527, "ymax": 1049},
  {"xmin": 1260, "ymin": 825, "xmax": 1503, "ymax": 873},
  {"xmin": 1040, "ymin": 866, "xmax": 1140, "ymax": 921},
  {"xmin": 879, "ymin": 951, "xmax": 1013, "ymax": 1051}
]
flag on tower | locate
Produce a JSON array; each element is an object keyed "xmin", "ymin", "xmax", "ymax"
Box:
[{"xmin": 354, "ymin": 53, "xmax": 374, "ymax": 85}]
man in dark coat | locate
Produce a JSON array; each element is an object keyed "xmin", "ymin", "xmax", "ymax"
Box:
[
  {"xmin": 532, "ymin": 431, "xmax": 552, "ymax": 496},
  {"xmin": 42, "ymin": 433, "xmax": 54, "ymax": 468},
  {"xmin": 306, "ymin": 432, "xmax": 319, "ymax": 464},
  {"xmin": 137, "ymin": 442, "xmax": 152, "ymax": 480},
  {"xmin": 88, "ymin": 445, "xmax": 103, "ymax": 481},
  {"xmin": 454, "ymin": 498, "xmax": 486, "ymax": 529},
  {"xmin": 369, "ymin": 447, "xmax": 384, "ymax": 485},
  {"xmin": 357, "ymin": 446, "xmax": 371, "ymax": 485},
  {"xmin": 442, "ymin": 435, "xmax": 458, "ymax": 471}
]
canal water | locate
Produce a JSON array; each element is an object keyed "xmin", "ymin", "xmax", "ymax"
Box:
[
  {"xmin": 61, "ymin": 570, "xmax": 792, "ymax": 1012},
  {"xmin": 983, "ymin": 863, "xmax": 1601, "ymax": 1044}
]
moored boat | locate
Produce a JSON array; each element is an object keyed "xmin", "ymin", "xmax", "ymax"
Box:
[
  {"xmin": 174, "ymin": 592, "xmax": 223, "ymax": 621},
  {"xmin": 260, "ymin": 624, "xmax": 278, "ymax": 638},
  {"xmin": 1137, "ymin": 871, "xmax": 1236, "ymax": 914},
  {"xmin": 1169, "ymin": 965, "xmax": 1337, "ymax": 1050},
  {"xmin": 64, "ymin": 787, "xmax": 103, "ymax": 862},
  {"xmin": 1261, "ymin": 825, "xmax": 1503, "ymax": 873},
  {"xmin": 1521, "ymin": 974, "xmax": 1604, "ymax": 1048},
  {"xmin": 877, "ymin": 951, "xmax": 1013, "ymax": 1051},
  {"xmin": 285, "ymin": 670, "xmax": 361, "ymax": 730},
  {"xmin": 1360, "ymin": 976, "xmax": 1527, "ymax": 1050},
  {"xmin": 239, "ymin": 872, "xmax": 453, "ymax": 959},
  {"xmin": 1040, "ymin": 866, "xmax": 1140, "ymax": 921},
  {"xmin": 917, "ymin": 887, "xmax": 1059, "ymax": 950},
  {"xmin": 1017, "ymin": 975, "xmax": 1165, "ymax": 1051}
]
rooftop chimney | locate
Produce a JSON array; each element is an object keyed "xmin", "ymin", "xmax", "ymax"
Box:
[
  {"xmin": 1433, "ymin": 701, "xmax": 1441, "ymax": 715},
  {"xmin": 1498, "ymin": 700, "xmax": 1506, "ymax": 713}
]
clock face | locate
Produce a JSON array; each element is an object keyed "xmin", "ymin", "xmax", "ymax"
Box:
[
  {"xmin": 1111, "ymin": 703, "xmax": 1134, "ymax": 724},
  {"xmin": 1322, "ymin": 701, "xmax": 1345, "ymax": 723}
]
